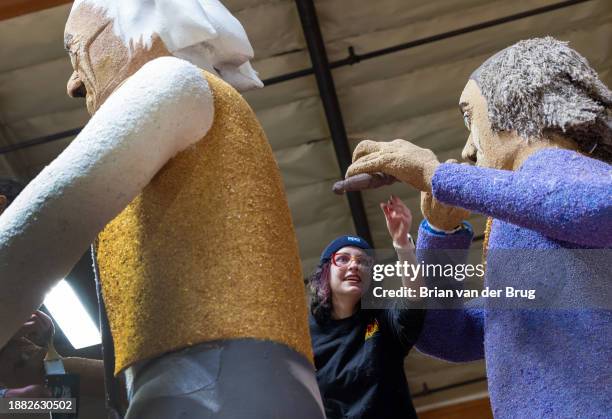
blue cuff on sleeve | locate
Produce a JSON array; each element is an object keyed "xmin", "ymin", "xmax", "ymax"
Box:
[
  {"xmin": 420, "ymin": 219, "xmax": 473, "ymax": 236},
  {"xmin": 417, "ymin": 219, "xmax": 474, "ymax": 251}
]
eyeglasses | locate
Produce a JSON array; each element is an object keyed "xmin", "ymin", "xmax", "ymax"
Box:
[{"xmin": 331, "ymin": 252, "xmax": 374, "ymax": 269}]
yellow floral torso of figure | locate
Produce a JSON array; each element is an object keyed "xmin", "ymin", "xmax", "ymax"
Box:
[
  {"xmin": 482, "ymin": 216, "xmax": 494, "ymax": 264},
  {"xmin": 96, "ymin": 71, "xmax": 312, "ymax": 375}
]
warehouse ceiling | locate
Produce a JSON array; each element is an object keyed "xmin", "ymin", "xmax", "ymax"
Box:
[{"xmin": 0, "ymin": 0, "xmax": 610, "ymax": 409}]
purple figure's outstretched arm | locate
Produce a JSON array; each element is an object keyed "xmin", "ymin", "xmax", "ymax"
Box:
[{"xmin": 432, "ymin": 149, "xmax": 612, "ymax": 248}]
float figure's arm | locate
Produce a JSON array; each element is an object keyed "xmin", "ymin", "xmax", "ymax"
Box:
[{"xmin": 0, "ymin": 57, "xmax": 214, "ymax": 347}]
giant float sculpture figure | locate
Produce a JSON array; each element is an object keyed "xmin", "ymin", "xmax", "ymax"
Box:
[
  {"xmin": 0, "ymin": 1, "xmax": 324, "ymax": 417},
  {"xmin": 339, "ymin": 37, "xmax": 612, "ymax": 418}
]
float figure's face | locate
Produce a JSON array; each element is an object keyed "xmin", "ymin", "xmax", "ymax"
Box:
[
  {"xmin": 64, "ymin": 4, "xmax": 129, "ymax": 115},
  {"xmin": 64, "ymin": 4, "xmax": 170, "ymax": 115},
  {"xmin": 459, "ymin": 80, "xmax": 523, "ymax": 170}
]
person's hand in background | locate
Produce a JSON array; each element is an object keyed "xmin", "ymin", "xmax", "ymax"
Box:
[
  {"xmin": 14, "ymin": 311, "xmax": 55, "ymax": 347},
  {"xmin": 0, "ymin": 311, "xmax": 54, "ymax": 388}
]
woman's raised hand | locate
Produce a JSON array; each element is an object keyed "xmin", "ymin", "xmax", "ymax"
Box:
[{"xmin": 381, "ymin": 195, "xmax": 412, "ymax": 247}]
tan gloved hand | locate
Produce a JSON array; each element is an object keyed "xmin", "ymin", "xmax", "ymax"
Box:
[
  {"xmin": 420, "ymin": 192, "xmax": 470, "ymax": 231},
  {"xmin": 346, "ymin": 139, "xmax": 440, "ymax": 193},
  {"xmin": 419, "ymin": 160, "xmax": 470, "ymax": 231}
]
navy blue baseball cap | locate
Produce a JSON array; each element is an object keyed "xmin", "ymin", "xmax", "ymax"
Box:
[{"xmin": 320, "ymin": 235, "xmax": 372, "ymax": 263}]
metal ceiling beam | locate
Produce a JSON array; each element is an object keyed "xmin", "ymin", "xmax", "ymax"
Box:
[
  {"xmin": 268, "ymin": 0, "xmax": 592, "ymax": 85},
  {"xmin": 0, "ymin": 0, "xmax": 72, "ymax": 22},
  {"xmin": 0, "ymin": 0, "xmax": 592, "ymax": 157},
  {"xmin": 295, "ymin": 0, "xmax": 373, "ymax": 245},
  {"xmin": 0, "ymin": 127, "xmax": 80, "ymax": 154}
]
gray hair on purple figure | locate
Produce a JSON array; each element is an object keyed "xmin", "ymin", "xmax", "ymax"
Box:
[{"xmin": 471, "ymin": 36, "xmax": 612, "ymax": 162}]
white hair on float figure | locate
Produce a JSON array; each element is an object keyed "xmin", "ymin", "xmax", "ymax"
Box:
[{"xmin": 70, "ymin": 0, "xmax": 263, "ymax": 91}]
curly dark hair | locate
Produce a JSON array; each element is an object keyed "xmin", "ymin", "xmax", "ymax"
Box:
[
  {"xmin": 0, "ymin": 178, "xmax": 24, "ymax": 206},
  {"xmin": 307, "ymin": 261, "xmax": 333, "ymax": 323}
]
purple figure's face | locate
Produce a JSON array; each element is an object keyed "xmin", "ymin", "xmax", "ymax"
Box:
[{"xmin": 459, "ymin": 80, "xmax": 525, "ymax": 170}]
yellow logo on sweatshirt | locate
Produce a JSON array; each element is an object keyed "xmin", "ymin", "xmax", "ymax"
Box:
[{"xmin": 365, "ymin": 319, "xmax": 380, "ymax": 341}]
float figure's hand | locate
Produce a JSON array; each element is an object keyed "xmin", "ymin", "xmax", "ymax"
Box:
[
  {"xmin": 332, "ymin": 173, "xmax": 397, "ymax": 194},
  {"xmin": 346, "ymin": 139, "xmax": 440, "ymax": 193},
  {"xmin": 419, "ymin": 160, "xmax": 470, "ymax": 231}
]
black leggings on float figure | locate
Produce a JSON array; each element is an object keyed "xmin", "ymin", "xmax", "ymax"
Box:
[{"xmin": 124, "ymin": 339, "xmax": 325, "ymax": 419}]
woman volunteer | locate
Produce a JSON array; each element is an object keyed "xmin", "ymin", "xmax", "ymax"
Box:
[{"xmin": 308, "ymin": 196, "xmax": 425, "ymax": 419}]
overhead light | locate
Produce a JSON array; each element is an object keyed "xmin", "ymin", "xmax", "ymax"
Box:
[{"xmin": 43, "ymin": 279, "xmax": 101, "ymax": 349}]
